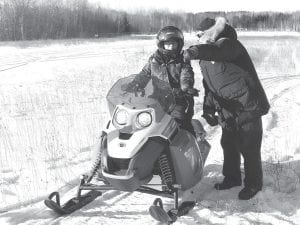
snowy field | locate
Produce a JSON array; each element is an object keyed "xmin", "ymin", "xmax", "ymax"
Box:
[{"xmin": 0, "ymin": 32, "xmax": 300, "ymax": 224}]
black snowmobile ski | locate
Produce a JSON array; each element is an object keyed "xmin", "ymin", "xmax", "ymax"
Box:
[
  {"xmin": 149, "ymin": 198, "xmax": 196, "ymax": 224},
  {"xmin": 44, "ymin": 190, "xmax": 102, "ymax": 215}
]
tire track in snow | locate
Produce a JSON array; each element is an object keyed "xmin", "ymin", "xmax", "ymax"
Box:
[
  {"xmin": 0, "ymin": 184, "xmax": 126, "ymax": 224},
  {"xmin": 257, "ymin": 41, "xmax": 278, "ymax": 70},
  {"xmin": 262, "ymin": 75, "xmax": 300, "ymax": 132},
  {"xmin": 292, "ymin": 47, "xmax": 300, "ymax": 74},
  {"xmin": 0, "ymin": 47, "xmax": 149, "ymax": 73},
  {"xmin": 201, "ymin": 75, "xmax": 300, "ymax": 139}
]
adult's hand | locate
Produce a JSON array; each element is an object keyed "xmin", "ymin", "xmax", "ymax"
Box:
[
  {"xmin": 224, "ymin": 117, "xmax": 238, "ymax": 131},
  {"xmin": 202, "ymin": 113, "xmax": 218, "ymax": 126},
  {"xmin": 172, "ymin": 88, "xmax": 184, "ymax": 97}
]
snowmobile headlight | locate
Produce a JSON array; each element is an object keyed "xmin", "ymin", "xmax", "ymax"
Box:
[
  {"xmin": 136, "ymin": 112, "xmax": 152, "ymax": 128},
  {"xmin": 115, "ymin": 109, "xmax": 129, "ymax": 125}
]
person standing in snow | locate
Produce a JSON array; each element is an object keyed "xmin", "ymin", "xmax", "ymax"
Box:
[
  {"xmin": 183, "ymin": 17, "xmax": 270, "ymax": 200},
  {"xmin": 123, "ymin": 26, "xmax": 198, "ymax": 135}
]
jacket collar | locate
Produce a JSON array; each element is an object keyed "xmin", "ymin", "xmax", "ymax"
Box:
[{"xmin": 152, "ymin": 49, "xmax": 182, "ymax": 64}]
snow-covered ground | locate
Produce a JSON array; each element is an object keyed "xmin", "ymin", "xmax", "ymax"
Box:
[{"xmin": 0, "ymin": 33, "xmax": 300, "ymax": 224}]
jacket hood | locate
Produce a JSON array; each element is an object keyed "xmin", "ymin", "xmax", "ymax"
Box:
[
  {"xmin": 216, "ymin": 24, "xmax": 237, "ymax": 40},
  {"xmin": 198, "ymin": 17, "xmax": 238, "ymax": 42}
]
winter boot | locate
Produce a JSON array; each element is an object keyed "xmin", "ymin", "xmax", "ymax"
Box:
[
  {"xmin": 214, "ymin": 178, "xmax": 241, "ymax": 190},
  {"xmin": 238, "ymin": 187, "xmax": 261, "ymax": 200}
]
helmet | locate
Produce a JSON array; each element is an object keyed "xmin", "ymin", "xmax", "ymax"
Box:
[{"xmin": 156, "ymin": 26, "xmax": 184, "ymax": 52}]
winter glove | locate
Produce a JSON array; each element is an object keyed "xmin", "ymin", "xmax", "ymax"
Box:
[
  {"xmin": 183, "ymin": 88, "xmax": 199, "ymax": 97},
  {"xmin": 224, "ymin": 117, "xmax": 238, "ymax": 131},
  {"xmin": 172, "ymin": 88, "xmax": 185, "ymax": 97},
  {"xmin": 202, "ymin": 113, "xmax": 218, "ymax": 126}
]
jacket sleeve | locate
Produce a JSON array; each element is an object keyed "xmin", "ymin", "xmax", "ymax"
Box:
[
  {"xmin": 180, "ymin": 61, "xmax": 194, "ymax": 91},
  {"xmin": 131, "ymin": 57, "xmax": 152, "ymax": 88},
  {"xmin": 185, "ymin": 38, "xmax": 242, "ymax": 62},
  {"xmin": 202, "ymin": 80, "xmax": 216, "ymax": 115}
]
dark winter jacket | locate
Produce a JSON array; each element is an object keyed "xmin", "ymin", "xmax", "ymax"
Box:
[
  {"xmin": 133, "ymin": 49, "xmax": 194, "ymax": 91},
  {"xmin": 185, "ymin": 30, "xmax": 270, "ymax": 127},
  {"xmin": 131, "ymin": 49, "xmax": 195, "ymax": 120}
]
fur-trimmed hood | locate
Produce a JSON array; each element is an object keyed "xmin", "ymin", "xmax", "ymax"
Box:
[{"xmin": 197, "ymin": 17, "xmax": 237, "ymax": 43}]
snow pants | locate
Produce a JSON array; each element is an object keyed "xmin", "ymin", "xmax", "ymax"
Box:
[{"xmin": 220, "ymin": 117, "xmax": 263, "ymax": 189}]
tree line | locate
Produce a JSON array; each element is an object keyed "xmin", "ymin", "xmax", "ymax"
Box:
[{"xmin": 1, "ymin": 0, "xmax": 300, "ymax": 41}]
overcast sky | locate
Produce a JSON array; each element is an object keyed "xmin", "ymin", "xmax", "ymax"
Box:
[{"xmin": 90, "ymin": 0, "xmax": 300, "ymax": 13}]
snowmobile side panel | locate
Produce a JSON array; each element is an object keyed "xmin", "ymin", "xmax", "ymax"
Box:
[
  {"xmin": 191, "ymin": 119, "xmax": 211, "ymax": 165},
  {"xmin": 169, "ymin": 130, "xmax": 203, "ymax": 191},
  {"xmin": 197, "ymin": 139, "xmax": 210, "ymax": 164}
]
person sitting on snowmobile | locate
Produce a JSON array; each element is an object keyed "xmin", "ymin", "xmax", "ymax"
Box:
[{"xmin": 123, "ymin": 26, "xmax": 198, "ymax": 135}]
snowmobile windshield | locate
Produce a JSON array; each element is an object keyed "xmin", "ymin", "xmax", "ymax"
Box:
[{"xmin": 106, "ymin": 75, "xmax": 175, "ymax": 115}]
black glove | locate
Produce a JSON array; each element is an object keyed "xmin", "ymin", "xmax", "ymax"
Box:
[
  {"xmin": 224, "ymin": 117, "xmax": 237, "ymax": 131},
  {"xmin": 184, "ymin": 88, "xmax": 199, "ymax": 97},
  {"xmin": 202, "ymin": 113, "xmax": 218, "ymax": 126},
  {"xmin": 172, "ymin": 88, "xmax": 184, "ymax": 97}
]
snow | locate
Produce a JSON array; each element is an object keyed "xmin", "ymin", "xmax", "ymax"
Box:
[{"xmin": 0, "ymin": 33, "xmax": 300, "ymax": 225}]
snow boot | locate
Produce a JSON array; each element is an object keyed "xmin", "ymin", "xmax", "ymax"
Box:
[
  {"xmin": 238, "ymin": 187, "xmax": 261, "ymax": 200},
  {"xmin": 214, "ymin": 178, "xmax": 241, "ymax": 190}
]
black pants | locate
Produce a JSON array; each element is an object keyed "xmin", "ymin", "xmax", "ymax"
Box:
[{"xmin": 221, "ymin": 117, "xmax": 263, "ymax": 189}]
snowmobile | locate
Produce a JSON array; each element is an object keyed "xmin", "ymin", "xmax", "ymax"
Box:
[{"xmin": 44, "ymin": 75, "xmax": 211, "ymax": 224}]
